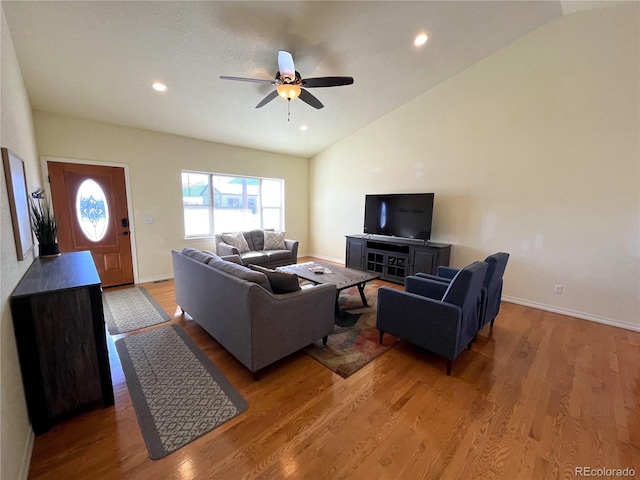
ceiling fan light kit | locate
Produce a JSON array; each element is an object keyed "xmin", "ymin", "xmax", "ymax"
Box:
[
  {"xmin": 276, "ymin": 84, "xmax": 301, "ymax": 100},
  {"xmin": 220, "ymin": 50, "xmax": 353, "ymax": 118}
]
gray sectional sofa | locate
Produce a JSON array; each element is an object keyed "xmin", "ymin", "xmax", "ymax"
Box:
[
  {"xmin": 215, "ymin": 229, "xmax": 298, "ymax": 268},
  {"xmin": 172, "ymin": 248, "xmax": 336, "ymax": 378}
]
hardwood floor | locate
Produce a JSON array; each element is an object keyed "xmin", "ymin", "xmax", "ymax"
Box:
[{"xmin": 27, "ymin": 268, "xmax": 639, "ymax": 479}]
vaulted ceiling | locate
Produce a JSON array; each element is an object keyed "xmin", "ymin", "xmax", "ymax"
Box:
[{"xmin": 3, "ymin": 1, "xmax": 570, "ymax": 158}]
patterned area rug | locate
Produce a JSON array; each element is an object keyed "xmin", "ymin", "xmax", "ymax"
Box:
[
  {"xmin": 103, "ymin": 287, "xmax": 170, "ymax": 335},
  {"xmin": 115, "ymin": 325, "xmax": 248, "ymax": 459},
  {"xmin": 305, "ymin": 284, "xmax": 401, "ymax": 379}
]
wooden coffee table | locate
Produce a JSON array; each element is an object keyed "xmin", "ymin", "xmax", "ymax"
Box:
[{"xmin": 278, "ymin": 261, "xmax": 380, "ymax": 310}]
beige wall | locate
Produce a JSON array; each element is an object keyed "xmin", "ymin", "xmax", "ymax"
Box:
[
  {"xmin": 310, "ymin": 4, "xmax": 640, "ymax": 329},
  {"xmin": 0, "ymin": 5, "xmax": 40, "ymax": 479},
  {"xmin": 33, "ymin": 113, "xmax": 310, "ymax": 282}
]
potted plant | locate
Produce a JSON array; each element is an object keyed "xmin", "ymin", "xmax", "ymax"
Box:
[{"xmin": 29, "ymin": 195, "xmax": 60, "ymax": 257}]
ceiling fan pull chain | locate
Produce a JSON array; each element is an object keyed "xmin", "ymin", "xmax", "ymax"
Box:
[{"xmin": 287, "ymin": 99, "xmax": 291, "ymax": 122}]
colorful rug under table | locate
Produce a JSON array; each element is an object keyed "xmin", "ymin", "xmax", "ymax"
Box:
[
  {"xmin": 304, "ymin": 284, "xmax": 401, "ymax": 379},
  {"xmin": 103, "ymin": 286, "xmax": 171, "ymax": 335},
  {"xmin": 115, "ymin": 324, "xmax": 248, "ymax": 459}
]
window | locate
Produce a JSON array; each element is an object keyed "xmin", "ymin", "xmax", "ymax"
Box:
[
  {"xmin": 76, "ymin": 179, "xmax": 109, "ymax": 241},
  {"xmin": 182, "ymin": 172, "xmax": 284, "ymax": 238}
]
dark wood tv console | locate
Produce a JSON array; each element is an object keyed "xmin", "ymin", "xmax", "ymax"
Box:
[{"xmin": 345, "ymin": 234, "xmax": 451, "ymax": 284}]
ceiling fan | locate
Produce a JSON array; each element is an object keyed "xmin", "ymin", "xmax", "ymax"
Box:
[{"xmin": 220, "ymin": 50, "xmax": 354, "ymax": 111}]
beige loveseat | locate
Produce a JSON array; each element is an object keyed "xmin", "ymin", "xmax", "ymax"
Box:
[
  {"xmin": 215, "ymin": 229, "xmax": 298, "ymax": 268},
  {"xmin": 172, "ymin": 248, "xmax": 335, "ymax": 378}
]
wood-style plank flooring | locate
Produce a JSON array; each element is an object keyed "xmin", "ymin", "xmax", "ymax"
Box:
[{"xmin": 27, "ymin": 262, "xmax": 640, "ymax": 479}]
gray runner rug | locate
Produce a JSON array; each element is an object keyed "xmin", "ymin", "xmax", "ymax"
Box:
[
  {"xmin": 115, "ymin": 325, "xmax": 248, "ymax": 459},
  {"xmin": 103, "ymin": 286, "xmax": 170, "ymax": 335}
]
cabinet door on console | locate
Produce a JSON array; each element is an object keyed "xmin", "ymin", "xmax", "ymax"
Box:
[
  {"xmin": 412, "ymin": 249, "xmax": 436, "ymax": 275},
  {"xmin": 31, "ymin": 290, "xmax": 103, "ymax": 418},
  {"xmin": 346, "ymin": 237, "xmax": 365, "ymax": 270}
]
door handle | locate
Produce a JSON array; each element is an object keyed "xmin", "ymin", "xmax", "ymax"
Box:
[{"xmin": 121, "ymin": 231, "xmax": 129, "ymax": 236}]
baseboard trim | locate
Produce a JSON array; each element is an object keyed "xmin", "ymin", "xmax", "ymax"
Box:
[
  {"xmin": 18, "ymin": 428, "xmax": 34, "ymax": 480},
  {"xmin": 502, "ymin": 295, "xmax": 640, "ymax": 332},
  {"xmin": 308, "ymin": 253, "xmax": 343, "ymax": 264},
  {"xmin": 137, "ymin": 274, "xmax": 174, "ymax": 285}
]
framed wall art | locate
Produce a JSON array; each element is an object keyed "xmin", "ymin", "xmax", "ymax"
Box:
[{"xmin": 2, "ymin": 147, "xmax": 34, "ymax": 260}]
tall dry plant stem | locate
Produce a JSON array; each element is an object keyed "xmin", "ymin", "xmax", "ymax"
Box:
[{"xmin": 29, "ymin": 196, "xmax": 58, "ymax": 245}]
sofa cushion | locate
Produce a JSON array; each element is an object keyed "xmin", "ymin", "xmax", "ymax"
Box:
[
  {"xmin": 265, "ymin": 250, "xmax": 291, "ymax": 262},
  {"xmin": 182, "ymin": 248, "xmax": 218, "ymax": 264},
  {"xmin": 263, "ymin": 231, "xmax": 286, "ymax": 250},
  {"xmin": 249, "ymin": 264, "xmax": 301, "ymax": 294},
  {"xmin": 221, "ymin": 232, "xmax": 250, "ymax": 253},
  {"xmin": 241, "ymin": 251, "xmax": 270, "ymax": 264},
  {"xmin": 245, "ymin": 229, "xmax": 265, "ymax": 251},
  {"xmin": 208, "ymin": 257, "xmax": 273, "ymax": 292}
]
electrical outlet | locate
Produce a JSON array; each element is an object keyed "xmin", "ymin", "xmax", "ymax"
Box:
[
  {"xmin": 554, "ymin": 284, "xmax": 563, "ymax": 294},
  {"xmin": 143, "ymin": 217, "xmax": 154, "ymax": 224}
]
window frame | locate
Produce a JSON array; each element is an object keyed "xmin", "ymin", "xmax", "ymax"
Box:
[{"xmin": 181, "ymin": 170, "xmax": 284, "ymax": 239}]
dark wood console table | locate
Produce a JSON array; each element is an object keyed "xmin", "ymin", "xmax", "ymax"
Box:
[
  {"xmin": 10, "ymin": 251, "xmax": 114, "ymax": 434},
  {"xmin": 345, "ymin": 234, "xmax": 451, "ymax": 284}
]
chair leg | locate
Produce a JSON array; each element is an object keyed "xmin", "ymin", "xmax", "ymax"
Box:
[
  {"xmin": 490, "ymin": 318, "xmax": 496, "ymax": 328},
  {"xmin": 446, "ymin": 360, "xmax": 452, "ymax": 376},
  {"xmin": 468, "ymin": 342, "xmax": 472, "ymax": 350},
  {"xmin": 379, "ymin": 331, "xmax": 384, "ymax": 344},
  {"xmin": 322, "ymin": 336, "xmax": 328, "ymax": 346}
]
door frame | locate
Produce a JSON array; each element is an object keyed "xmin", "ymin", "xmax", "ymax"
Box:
[{"xmin": 40, "ymin": 156, "xmax": 140, "ymax": 284}]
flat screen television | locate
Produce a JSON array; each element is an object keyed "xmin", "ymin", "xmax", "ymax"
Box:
[{"xmin": 364, "ymin": 193, "xmax": 435, "ymax": 240}]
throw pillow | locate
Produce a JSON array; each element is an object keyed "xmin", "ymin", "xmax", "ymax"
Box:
[
  {"xmin": 221, "ymin": 232, "xmax": 251, "ymax": 253},
  {"xmin": 210, "ymin": 259, "xmax": 273, "ymax": 292},
  {"xmin": 249, "ymin": 264, "xmax": 301, "ymax": 294},
  {"xmin": 263, "ymin": 230, "xmax": 286, "ymax": 250}
]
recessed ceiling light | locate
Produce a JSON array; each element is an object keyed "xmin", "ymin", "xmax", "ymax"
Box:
[
  {"xmin": 414, "ymin": 33, "xmax": 429, "ymax": 47},
  {"xmin": 152, "ymin": 82, "xmax": 168, "ymax": 92},
  {"xmin": 299, "ymin": 125, "xmax": 308, "ymax": 131}
]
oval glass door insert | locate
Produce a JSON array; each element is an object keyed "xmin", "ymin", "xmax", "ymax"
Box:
[{"xmin": 76, "ymin": 179, "xmax": 109, "ymax": 241}]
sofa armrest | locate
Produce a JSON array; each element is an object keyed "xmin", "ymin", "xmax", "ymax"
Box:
[
  {"xmin": 248, "ymin": 283, "xmax": 336, "ymax": 370},
  {"xmin": 285, "ymin": 239, "xmax": 299, "ymax": 262},
  {"xmin": 217, "ymin": 242, "xmax": 239, "ymax": 256},
  {"xmin": 220, "ymin": 254, "xmax": 243, "ymax": 264},
  {"xmin": 250, "ymin": 283, "xmax": 335, "ymax": 325}
]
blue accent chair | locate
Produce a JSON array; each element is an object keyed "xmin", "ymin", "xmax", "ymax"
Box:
[
  {"xmin": 416, "ymin": 252, "xmax": 510, "ymax": 331},
  {"xmin": 376, "ymin": 261, "xmax": 488, "ymax": 375}
]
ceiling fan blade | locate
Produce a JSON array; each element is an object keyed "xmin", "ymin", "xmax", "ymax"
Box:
[
  {"xmin": 278, "ymin": 51, "xmax": 296, "ymax": 82},
  {"xmin": 220, "ymin": 75, "xmax": 275, "ymax": 85},
  {"xmin": 298, "ymin": 89, "xmax": 324, "ymax": 109},
  {"xmin": 255, "ymin": 90, "xmax": 279, "ymax": 108},
  {"xmin": 303, "ymin": 76, "xmax": 354, "ymax": 88}
]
